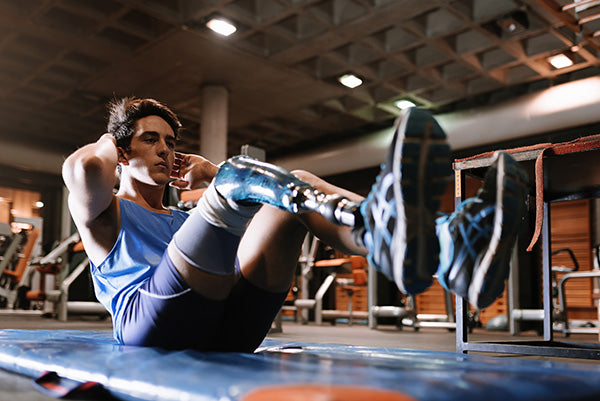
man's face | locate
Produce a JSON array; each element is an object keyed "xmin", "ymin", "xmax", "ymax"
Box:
[{"xmin": 121, "ymin": 115, "xmax": 177, "ymax": 186}]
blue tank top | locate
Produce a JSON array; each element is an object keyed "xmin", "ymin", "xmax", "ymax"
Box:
[{"xmin": 90, "ymin": 198, "xmax": 189, "ymax": 340}]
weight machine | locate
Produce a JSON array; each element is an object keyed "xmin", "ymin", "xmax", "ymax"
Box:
[{"xmin": 0, "ymin": 229, "xmax": 107, "ymax": 321}]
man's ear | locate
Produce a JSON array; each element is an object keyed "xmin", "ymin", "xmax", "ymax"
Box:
[{"xmin": 117, "ymin": 147, "xmax": 129, "ymax": 165}]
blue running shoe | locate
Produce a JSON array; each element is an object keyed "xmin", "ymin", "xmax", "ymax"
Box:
[
  {"xmin": 357, "ymin": 108, "xmax": 452, "ymax": 295},
  {"xmin": 436, "ymin": 151, "xmax": 528, "ymax": 309}
]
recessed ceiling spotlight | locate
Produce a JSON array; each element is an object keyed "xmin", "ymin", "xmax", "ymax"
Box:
[
  {"xmin": 338, "ymin": 74, "xmax": 363, "ymax": 88},
  {"xmin": 206, "ymin": 18, "xmax": 237, "ymax": 36},
  {"xmin": 394, "ymin": 99, "xmax": 416, "ymax": 110},
  {"xmin": 548, "ymin": 53, "xmax": 573, "ymax": 69},
  {"xmin": 496, "ymin": 10, "xmax": 529, "ymax": 35}
]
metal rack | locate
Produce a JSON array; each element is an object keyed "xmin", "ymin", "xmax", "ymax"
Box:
[{"xmin": 454, "ymin": 139, "xmax": 600, "ymax": 359}]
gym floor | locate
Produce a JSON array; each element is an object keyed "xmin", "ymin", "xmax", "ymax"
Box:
[{"xmin": 0, "ymin": 314, "xmax": 598, "ymax": 401}]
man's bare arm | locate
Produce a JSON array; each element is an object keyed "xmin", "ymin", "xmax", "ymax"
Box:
[{"xmin": 62, "ymin": 134, "xmax": 119, "ymax": 226}]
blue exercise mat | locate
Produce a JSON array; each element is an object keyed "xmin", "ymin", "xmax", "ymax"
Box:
[{"xmin": 0, "ymin": 329, "xmax": 600, "ymax": 401}]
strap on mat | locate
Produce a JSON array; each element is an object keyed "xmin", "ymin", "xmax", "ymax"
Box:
[{"xmin": 34, "ymin": 371, "xmax": 102, "ymax": 398}]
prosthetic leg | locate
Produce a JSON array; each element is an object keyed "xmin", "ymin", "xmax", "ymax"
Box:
[
  {"xmin": 215, "ymin": 107, "xmax": 527, "ymax": 311},
  {"xmin": 215, "ymin": 156, "xmax": 359, "ymax": 227}
]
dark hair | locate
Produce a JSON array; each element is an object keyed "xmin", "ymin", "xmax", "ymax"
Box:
[{"xmin": 106, "ymin": 97, "xmax": 182, "ymax": 150}]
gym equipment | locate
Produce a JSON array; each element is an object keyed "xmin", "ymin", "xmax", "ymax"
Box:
[
  {"xmin": 294, "ymin": 235, "xmax": 354, "ymax": 325},
  {"xmin": 293, "ymin": 234, "xmax": 318, "ymax": 323},
  {"xmin": 367, "ymin": 263, "xmax": 418, "ymax": 330},
  {"xmin": 55, "ymin": 239, "xmax": 108, "ymax": 322},
  {"xmin": 335, "ymin": 259, "xmax": 368, "ymax": 326},
  {"xmin": 19, "ymin": 232, "xmax": 79, "ymax": 311},
  {"xmin": 552, "ymin": 246, "xmax": 600, "ymax": 337},
  {"xmin": 294, "ymin": 234, "xmax": 457, "ymax": 330},
  {"xmin": 0, "ymin": 225, "xmax": 40, "ymax": 309},
  {"xmin": 294, "ymin": 236, "xmax": 372, "ymax": 325},
  {"xmin": 1, "ymin": 329, "xmax": 600, "ymax": 401},
  {"xmin": 294, "ymin": 235, "xmax": 417, "ymax": 328},
  {"xmin": 454, "ymin": 134, "xmax": 600, "ymax": 359},
  {"xmin": 509, "ymin": 246, "xmax": 600, "ymax": 337},
  {"xmin": 0, "ymin": 223, "xmax": 25, "ymax": 287},
  {"xmin": 0, "ymin": 231, "xmax": 108, "ymax": 320}
]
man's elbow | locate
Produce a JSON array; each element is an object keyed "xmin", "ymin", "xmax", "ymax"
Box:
[{"xmin": 63, "ymin": 154, "xmax": 107, "ymax": 189}]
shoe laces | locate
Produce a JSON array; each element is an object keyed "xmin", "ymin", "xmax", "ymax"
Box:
[{"xmin": 437, "ymin": 198, "xmax": 495, "ymax": 262}]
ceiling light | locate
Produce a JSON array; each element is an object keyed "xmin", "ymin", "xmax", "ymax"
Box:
[
  {"xmin": 394, "ymin": 99, "xmax": 416, "ymax": 110},
  {"xmin": 206, "ymin": 18, "xmax": 237, "ymax": 36},
  {"xmin": 496, "ymin": 10, "xmax": 529, "ymax": 35},
  {"xmin": 338, "ymin": 74, "xmax": 362, "ymax": 88},
  {"xmin": 548, "ymin": 54, "xmax": 573, "ymax": 69},
  {"xmin": 34, "ymin": 201, "xmax": 44, "ymax": 208}
]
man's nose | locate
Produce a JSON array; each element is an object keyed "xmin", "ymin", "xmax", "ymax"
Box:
[{"xmin": 157, "ymin": 139, "xmax": 169, "ymax": 155}]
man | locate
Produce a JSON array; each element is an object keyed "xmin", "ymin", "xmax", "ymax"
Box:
[{"xmin": 62, "ymin": 97, "xmax": 527, "ymax": 351}]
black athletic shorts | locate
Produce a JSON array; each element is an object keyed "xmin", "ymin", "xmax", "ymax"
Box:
[{"xmin": 119, "ymin": 251, "xmax": 287, "ymax": 352}]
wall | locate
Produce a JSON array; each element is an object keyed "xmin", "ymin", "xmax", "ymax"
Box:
[
  {"xmin": 0, "ymin": 164, "xmax": 64, "ymax": 252},
  {"xmin": 0, "ymin": 187, "xmax": 42, "ymax": 223}
]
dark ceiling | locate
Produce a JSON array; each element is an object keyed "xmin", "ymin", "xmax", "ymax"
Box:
[{"xmin": 1, "ymin": 0, "xmax": 600, "ymax": 165}]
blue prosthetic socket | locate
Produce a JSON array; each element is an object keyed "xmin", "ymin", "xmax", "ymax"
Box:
[{"xmin": 214, "ymin": 156, "xmax": 360, "ymax": 226}]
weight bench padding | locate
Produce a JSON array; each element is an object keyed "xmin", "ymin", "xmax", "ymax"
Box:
[
  {"xmin": 1, "ymin": 329, "xmax": 600, "ymax": 401},
  {"xmin": 454, "ymin": 133, "xmax": 600, "ymax": 251}
]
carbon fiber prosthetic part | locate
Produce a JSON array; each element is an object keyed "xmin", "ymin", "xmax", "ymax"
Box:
[{"xmin": 214, "ymin": 156, "xmax": 359, "ymax": 226}]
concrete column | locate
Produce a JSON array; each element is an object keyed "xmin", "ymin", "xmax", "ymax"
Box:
[{"xmin": 200, "ymin": 85, "xmax": 229, "ymax": 164}]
